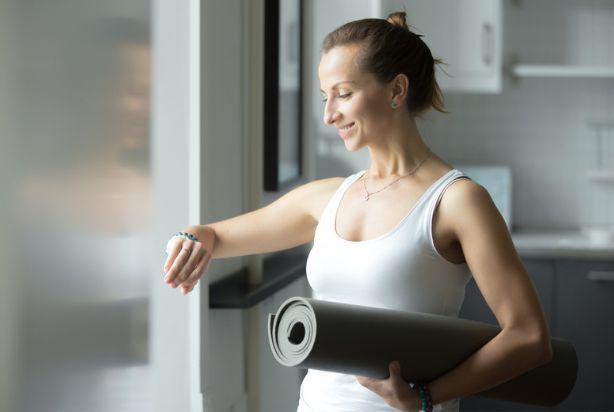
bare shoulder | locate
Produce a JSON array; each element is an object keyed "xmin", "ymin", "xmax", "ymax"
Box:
[
  {"xmin": 438, "ymin": 177, "xmax": 507, "ymax": 237},
  {"xmin": 440, "ymin": 178, "xmax": 492, "ymax": 209},
  {"xmin": 305, "ymin": 177, "xmax": 345, "ymax": 197},
  {"xmin": 274, "ymin": 176, "xmax": 345, "ymax": 221},
  {"xmin": 285, "ymin": 176, "xmax": 345, "ymax": 199},
  {"xmin": 298, "ymin": 177, "xmax": 346, "ymax": 219}
]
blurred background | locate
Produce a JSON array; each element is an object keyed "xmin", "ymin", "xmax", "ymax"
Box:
[
  {"xmin": 0, "ymin": 0, "xmax": 613, "ymax": 411},
  {"xmin": 1, "ymin": 0, "xmax": 153, "ymax": 411}
]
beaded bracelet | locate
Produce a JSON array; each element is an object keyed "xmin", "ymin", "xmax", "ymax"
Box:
[
  {"xmin": 410, "ymin": 382, "xmax": 433, "ymax": 412},
  {"xmin": 175, "ymin": 231, "xmax": 200, "ymax": 243}
]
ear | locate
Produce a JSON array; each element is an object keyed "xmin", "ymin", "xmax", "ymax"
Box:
[{"xmin": 390, "ymin": 73, "xmax": 409, "ymax": 106}]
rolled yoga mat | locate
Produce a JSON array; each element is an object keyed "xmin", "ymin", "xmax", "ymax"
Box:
[{"xmin": 268, "ymin": 297, "xmax": 577, "ymax": 407}]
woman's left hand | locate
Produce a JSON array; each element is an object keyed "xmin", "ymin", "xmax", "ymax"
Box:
[
  {"xmin": 164, "ymin": 227, "xmax": 214, "ymax": 295},
  {"xmin": 356, "ymin": 361, "xmax": 420, "ymax": 412}
]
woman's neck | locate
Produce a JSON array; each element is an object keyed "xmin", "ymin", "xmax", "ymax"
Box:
[{"xmin": 365, "ymin": 116, "xmax": 431, "ymax": 178}]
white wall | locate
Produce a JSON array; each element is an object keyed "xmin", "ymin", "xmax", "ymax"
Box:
[
  {"xmin": 151, "ymin": 0, "xmax": 202, "ymax": 410},
  {"xmin": 199, "ymin": 0, "xmax": 247, "ymax": 410},
  {"xmin": 307, "ymin": 0, "xmax": 383, "ymax": 180},
  {"xmin": 253, "ymin": 280, "xmax": 311, "ymax": 412},
  {"xmin": 200, "ymin": 1, "xmax": 311, "ymax": 411}
]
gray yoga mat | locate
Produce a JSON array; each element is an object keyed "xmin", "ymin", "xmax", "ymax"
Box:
[{"xmin": 268, "ymin": 297, "xmax": 577, "ymax": 407}]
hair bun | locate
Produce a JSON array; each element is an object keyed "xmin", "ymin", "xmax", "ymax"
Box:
[{"xmin": 386, "ymin": 11, "xmax": 410, "ymax": 31}]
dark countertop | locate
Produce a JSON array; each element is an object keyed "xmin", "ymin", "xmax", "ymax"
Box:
[
  {"xmin": 209, "ymin": 245, "xmax": 309, "ymax": 309},
  {"xmin": 512, "ymin": 230, "xmax": 614, "ymax": 260}
]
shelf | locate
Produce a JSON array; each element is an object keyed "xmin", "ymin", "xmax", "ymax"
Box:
[
  {"xmin": 585, "ymin": 120, "xmax": 614, "ymax": 130},
  {"xmin": 209, "ymin": 245, "xmax": 309, "ymax": 309},
  {"xmin": 587, "ymin": 170, "xmax": 614, "ymax": 183},
  {"xmin": 511, "ymin": 64, "xmax": 614, "ymax": 78}
]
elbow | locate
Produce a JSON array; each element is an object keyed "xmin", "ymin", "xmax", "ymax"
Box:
[
  {"xmin": 527, "ymin": 329, "xmax": 553, "ymax": 367},
  {"xmin": 538, "ymin": 336, "xmax": 554, "ymax": 366},
  {"xmin": 505, "ymin": 324, "xmax": 553, "ymax": 369}
]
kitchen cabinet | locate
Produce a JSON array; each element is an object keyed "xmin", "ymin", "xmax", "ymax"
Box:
[
  {"xmin": 553, "ymin": 260, "xmax": 614, "ymax": 411},
  {"xmin": 508, "ymin": 0, "xmax": 614, "ymax": 80},
  {"xmin": 511, "ymin": 64, "xmax": 614, "ymax": 79},
  {"xmin": 458, "ymin": 258, "xmax": 614, "ymax": 411},
  {"xmin": 380, "ymin": 0, "xmax": 502, "ymax": 93}
]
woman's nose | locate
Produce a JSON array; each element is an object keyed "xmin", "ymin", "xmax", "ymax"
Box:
[{"xmin": 323, "ymin": 100, "xmax": 340, "ymax": 125}]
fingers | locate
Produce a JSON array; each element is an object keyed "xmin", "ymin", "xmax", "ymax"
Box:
[
  {"xmin": 164, "ymin": 238, "xmax": 197, "ymax": 287},
  {"xmin": 163, "ymin": 237, "xmax": 183, "ymax": 273},
  {"xmin": 357, "ymin": 361, "xmax": 415, "ymax": 411},
  {"xmin": 388, "ymin": 360, "xmax": 408, "ymax": 394},
  {"xmin": 356, "ymin": 374, "xmax": 383, "ymax": 393},
  {"xmin": 355, "ymin": 360, "xmax": 407, "ymax": 397},
  {"xmin": 174, "ymin": 242, "xmax": 203, "ymax": 284},
  {"xmin": 163, "ymin": 233, "xmax": 211, "ymax": 295},
  {"xmin": 388, "ymin": 360, "xmax": 401, "ymax": 379},
  {"xmin": 355, "ymin": 375, "xmax": 372, "ymax": 387},
  {"xmin": 176, "ymin": 245, "xmax": 208, "ymax": 289},
  {"xmin": 180, "ymin": 251, "xmax": 211, "ymax": 294}
]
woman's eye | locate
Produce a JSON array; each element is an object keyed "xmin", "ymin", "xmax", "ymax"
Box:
[{"xmin": 320, "ymin": 92, "xmax": 351, "ymax": 103}]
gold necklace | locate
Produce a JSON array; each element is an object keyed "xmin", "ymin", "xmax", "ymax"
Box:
[{"xmin": 361, "ymin": 151, "xmax": 430, "ymax": 202}]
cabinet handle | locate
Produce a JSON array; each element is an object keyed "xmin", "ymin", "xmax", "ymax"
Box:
[
  {"xmin": 587, "ymin": 271, "xmax": 614, "ymax": 281},
  {"xmin": 482, "ymin": 22, "xmax": 493, "ymax": 66}
]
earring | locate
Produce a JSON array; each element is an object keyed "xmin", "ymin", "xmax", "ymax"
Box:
[{"xmin": 390, "ymin": 100, "xmax": 398, "ymax": 109}]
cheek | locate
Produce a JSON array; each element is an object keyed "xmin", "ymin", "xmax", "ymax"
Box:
[
  {"xmin": 345, "ymin": 95, "xmax": 385, "ymax": 119},
  {"xmin": 359, "ymin": 97, "xmax": 391, "ymax": 130}
]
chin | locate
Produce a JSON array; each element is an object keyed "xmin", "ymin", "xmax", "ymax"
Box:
[
  {"xmin": 343, "ymin": 137, "xmax": 368, "ymax": 152},
  {"xmin": 343, "ymin": 140, "xmax": 361, "ymax": 152}
]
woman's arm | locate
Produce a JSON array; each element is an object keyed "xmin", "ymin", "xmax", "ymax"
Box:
[
  {"xmin": 206, "ymin": 177, "xmax": 342, "ymax": 258},
  {"xmin": 357, "ymin": 180, "xmax": 553, "ymax": 411},
  {"xmin": 427, "ymin": 180, "xmax": 553, "ymax": 404},
  {"xmin": 163, "ymin": 177, "xmax": 344, "ymax": 293},
  {"xmin": 357, "ymin": 181, "xmax": 552, "ymax": 411}
]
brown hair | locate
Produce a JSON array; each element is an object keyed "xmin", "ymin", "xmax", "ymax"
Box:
[{"xmin": 322, "ymin": 11, "xmax": 446, "ymax": 115}]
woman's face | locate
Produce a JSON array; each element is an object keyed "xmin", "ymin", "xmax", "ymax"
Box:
[{"xmin": 319, "ymin": 44, "xmax": 393, "ymax": 151}]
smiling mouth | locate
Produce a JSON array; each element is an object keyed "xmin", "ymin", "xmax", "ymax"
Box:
[{"xmin": 337, "ymin": 122, "xmax": 355, "ymax": 139}]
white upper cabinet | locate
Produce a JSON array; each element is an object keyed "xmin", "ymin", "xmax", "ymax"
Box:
[
  {"xmin": 506, "ymin": 0, "xmax": 614, "ymax": 80},
  {"xmin": 379, "ymin": 0, "xmax": 502, "ymax": 93}
]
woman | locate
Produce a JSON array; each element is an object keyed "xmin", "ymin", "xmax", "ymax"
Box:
[{"xmin": 163, "ymin": 12, "xmax": 552, "ymax": 412}]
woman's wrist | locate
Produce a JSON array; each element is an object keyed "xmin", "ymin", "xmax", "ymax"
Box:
[
  {"xmin": 409, "ymin": 382, "xmax": 433, "ymax": 412},
  {"xmin": 181, "ymin": 225, "xmax": 216, "ymax": 254},
  {"xmin": 175, "ymin": 231, "xmax": 200, "ymax": 242},
  {"xmin": 399, "ymin": 389, "xmax": 422, "ymax": 412},
  {"xmin": 179, "ymin": 225, "xmax": 204, "ymax": 241}
]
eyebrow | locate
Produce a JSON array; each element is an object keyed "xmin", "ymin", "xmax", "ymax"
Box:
[{"xmin": 319, "ymin": 81, "xmax": 357, "ymax": 94}]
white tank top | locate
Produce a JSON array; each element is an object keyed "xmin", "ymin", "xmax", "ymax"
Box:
[{"xmin": 298, "ymin": 169, "xmax": 472, "ymax": 412}]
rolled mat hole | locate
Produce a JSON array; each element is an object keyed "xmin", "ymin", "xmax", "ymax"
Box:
[{"xmin": 288, "ymin": 322, "xmax": 306, "ymax": 345}]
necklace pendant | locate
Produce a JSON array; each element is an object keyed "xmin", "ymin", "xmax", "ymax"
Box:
[{"xmin": 363, "ymin": 193, "xmax": 370, "ymax": 201}]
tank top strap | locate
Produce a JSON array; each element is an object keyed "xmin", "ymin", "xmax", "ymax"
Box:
[
  {"xmin": 428, "ymin": 169, "xmax": 470, "ymax": 211},
  {"xmin": 422, "ymin": 169, "xmax": 471, "ymax": 241},
  {"xmin": 314, "ymin": 170, "xmax": 366, "ymax": 242}
]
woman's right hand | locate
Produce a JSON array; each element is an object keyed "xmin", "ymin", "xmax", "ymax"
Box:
[{"xmin": 163, "ymin": 226, "xmax": 216, "ymax": 295}]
